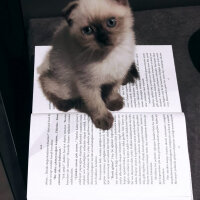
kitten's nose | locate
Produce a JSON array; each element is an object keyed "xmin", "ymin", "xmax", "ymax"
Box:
[
  {"xmin": 93, "ymin": 23, "xmax": 112, "ymax": 46},
  {"xmin": 94, "ymin": 28, "xmax": 111, "ymax": 46},
  {"xmin": 96, "ymin": 32, "xmax": 110, "ymax": 46}
]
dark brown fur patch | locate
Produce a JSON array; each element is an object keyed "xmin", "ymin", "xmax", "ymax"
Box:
[
  {"xmin": 93, "ymin": 111, "xmax": 114, "ymax": 130},
  {"xmin": 122, "ymin": 63, "xmax": 139, "ymax": 85},
  {"xmin": 62, "ymin": 2, "xmax": 78, "ymax": 26},
  {"xmin": 39, "ymin": 70, "xmax": 77, "ymax": 112},
  {"xmin": 101, "ymin": 83, "xmax": 124, "ymax": 111},
  {"xmin": 129, "ymin": 63, "xmax": 140, "ymax": 78},
  {"xmin": 105, "ymin": 94, "xmax": 124, "ymax": 111},
  {"xmin": 74, "ymin": 98, "xmax": 89, "ymax": 114},
  {"xmin": 92, "ymin": 23, "xmax": 111, "ymax": 46},
  {"xmin": 46, "ymin": 92, "xmax": 77, "ymax": 112},
  {"xmin": 101, "ymin": 83, "xmax": 116, "ymax": 100}
]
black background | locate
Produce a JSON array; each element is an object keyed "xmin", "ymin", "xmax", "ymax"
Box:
[
  {"xmin": 0, "ymin": 0, "xmax": 31, "ymax": 185},
  {"xmin": 20, "ymin": 0, "xmax": 200, "ymax": 27}
]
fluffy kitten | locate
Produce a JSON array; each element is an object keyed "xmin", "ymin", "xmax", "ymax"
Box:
[{"xmin": 39, "ymin": 0, "xmax": 139, "ymax": 130}]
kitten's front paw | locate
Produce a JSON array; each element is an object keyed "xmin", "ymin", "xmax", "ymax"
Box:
[
  {"xmin": 93, "ymin": 112, "xmax": 114, "ymax": 130},
  {"xmin": 105, "ymin": 94, "xmax": 124, "ymax": 111}
]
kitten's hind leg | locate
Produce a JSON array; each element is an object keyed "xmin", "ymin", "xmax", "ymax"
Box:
[
  {"xmin": 45, "ymin": 92, "xmax": 77, "ymax": 112},
  {"xmin": 74, "ymin": 98, "xmax": 89, "ymax": 114},
  {"xmin": 39, "ymin": 70, "xmax": 77, "ymax": 112},
  {"xmin": 122, "ymin": 63, "xmax": 140, "ymax": 85}
]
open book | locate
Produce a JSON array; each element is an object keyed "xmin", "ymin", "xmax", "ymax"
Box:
[{"xmin": 27, "ymin": 46, "xmax": 193, "ymax": 200}]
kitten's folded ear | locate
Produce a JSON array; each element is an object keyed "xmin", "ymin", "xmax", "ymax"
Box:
[
  {"xmin": 114, "ymin": 0, "xmax": 129, "ymax": 6},
  {"xmin": 62, "ymin": 1, "xmax": 78, "ymax": 26}
]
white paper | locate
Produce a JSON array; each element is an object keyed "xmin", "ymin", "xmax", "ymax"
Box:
[
  {"xmin": 32, "ymin": 45, "xmax": 181, "ymax": 114},
  {"xmin": 120, "ymin": 46, "xmax": 181, "ymax": 112},
  {"xmin": 27, "ymin": 113, "xmax": 192, "ymax": 200}
]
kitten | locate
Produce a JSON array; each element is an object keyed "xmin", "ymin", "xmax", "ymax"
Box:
[{"xmin": 39, "ymin": 0, "xmax": 139, "ymax": 130}]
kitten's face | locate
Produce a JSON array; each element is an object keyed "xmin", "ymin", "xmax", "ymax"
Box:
[{"xmin": 63, "ymin": 0, "xmax": 133, "ymax": 52}]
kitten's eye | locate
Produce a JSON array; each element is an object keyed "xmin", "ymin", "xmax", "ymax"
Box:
[
  {"xmin": 82, "ymin": 26, "xmax": 93, "ymax": 35},
  {"xmin": 107, "ymin": 17, "xmax": 117, "ymax": 28}
]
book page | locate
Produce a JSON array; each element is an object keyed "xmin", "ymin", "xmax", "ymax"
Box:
[
  {"xmin": 32, "ymin": 45, "xmax": 181, "ymax": 114},
  {"xmin": 27, "ymin": 113, "xmax": 192, "ymax": 200},
  {"xmin": 120, "ymin": 45, "xmax": 181, "ymax": 113}
]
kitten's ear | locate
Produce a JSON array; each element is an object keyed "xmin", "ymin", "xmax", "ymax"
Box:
[
  {"xmin": 62, "ymin": 1, "xmax": 78, "ymax": 26},
  {"xmin": 114, "ymin": 0, "xmax": 129, "ymax": 6}
]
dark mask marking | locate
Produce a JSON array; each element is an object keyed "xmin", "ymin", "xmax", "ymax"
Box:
[{"xmin": 93, "ymin": 23, "xmax": 111, "ymax": 46}]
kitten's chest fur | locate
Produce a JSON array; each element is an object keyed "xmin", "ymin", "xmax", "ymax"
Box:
[{"xmin": 89, "ymin": 33, "xmax": 135, "ymax": 85}]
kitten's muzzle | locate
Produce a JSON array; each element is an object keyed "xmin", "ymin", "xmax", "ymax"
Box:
[{"xmin": 94, "ymin": 30, "xmax": 112, "ymax": 47}]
